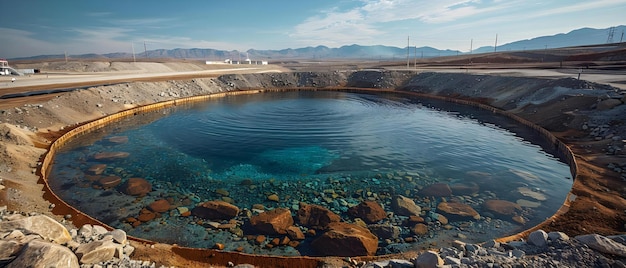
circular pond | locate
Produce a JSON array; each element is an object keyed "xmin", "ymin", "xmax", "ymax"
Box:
[{"xmin": 47, "ymin": 90, "xmax": 573, "ymax": 256}]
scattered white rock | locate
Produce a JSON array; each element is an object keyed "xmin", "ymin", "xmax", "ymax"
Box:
[
  {"xmin": 0, "ymin": 215, "xmax": 71, "ymax": 244},
  {"xmin": 576, "ymin": 234, "xmax": 626, "ymax": 257},
  {"xmin": 6, "ymin": 239, "xmax": 79, "ymax": 268}
]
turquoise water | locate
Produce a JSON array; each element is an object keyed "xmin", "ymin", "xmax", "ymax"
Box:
[{"xmin": 49, "ymin": 91, "xmax": 572, "ymax": 256}]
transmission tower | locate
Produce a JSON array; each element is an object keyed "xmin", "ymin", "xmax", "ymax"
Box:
[{"xmin": 606, "ymin": 27, "xmax": 615, "ymax": 43}]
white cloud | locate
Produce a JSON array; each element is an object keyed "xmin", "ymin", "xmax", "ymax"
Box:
[
  {"xmin": 288, "ymin": 0, "xmax": 518, "ymax": 48},
  {"xmin": 289, "ymin": 8, "xmax": 382, "ymax": 47}
]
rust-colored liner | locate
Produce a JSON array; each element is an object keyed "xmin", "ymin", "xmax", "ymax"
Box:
[{"xmin": 39, "ymin": 87, "xmax": 577, "ymax": 266}]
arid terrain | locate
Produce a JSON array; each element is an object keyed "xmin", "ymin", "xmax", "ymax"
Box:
[{"xmin": 1, "ymin": 47, "xmax": 626, "ymax": 267}]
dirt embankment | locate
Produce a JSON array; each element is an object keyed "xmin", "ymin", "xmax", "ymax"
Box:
[{"xmin": 0, "ymin": 70, "xmax": 625, "ymax": 267}]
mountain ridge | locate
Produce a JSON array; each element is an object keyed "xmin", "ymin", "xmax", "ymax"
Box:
[{"xmin": 10, "ymin": 25, "xmax": 625, "ymax": 61}]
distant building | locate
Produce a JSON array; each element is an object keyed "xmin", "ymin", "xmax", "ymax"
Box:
[{"xmin": 206, "ymin": 58, "xmax": 268, "ymax": 65}]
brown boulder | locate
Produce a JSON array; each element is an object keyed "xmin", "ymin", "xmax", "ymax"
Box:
[
  {"xmin": 412, "ymin": 223, "xmax": 428, "ymax": 235},
  {"xmin": 192, "ymin": 201, "xmax": 240, "ymax": 220},
  {"xmin": 391, "ymin": 195, "xmax": 421, "ymax": 217},
  {"xmin": 437, "ymin": 202, "xmax": 480, "ymax": 220},
  {"xmin": 483, "ymin": 200, "xmax": 522, "ymax": 216},
  {"xmin": 419, "ymin": 183, "xmax": 452, "ymax": 197},
  {"xmin": 137, "ymin": 208, "xmax": 156, "ymax": 222},
  {"xmin": 250, "ymin": 208, "xmax": 294, "ymax": 235},
  {"xmin": 148, "ymin": 199, "xmax": 171, "ymax": 213},
  {"xmin": 119, "ymin": 178, "xmax": 152, "ymax": 196},
  {"xmin": 311, "ymin": 222, "xmax": 378, "ymax": 256},
  {"xmin": 348, "ymin": 201, "xmax": 387, "ymax": 224},
  {"xmin": 286, "ymin": 226, "xmax": 305, "ymax": 240},
  {"xmin": 92, "ymin": 152, "xmax": 129, "ymax": 161},
  {"xmin": 97, "ymin": 176, "xmax": 121, "ymax": 189},
  {"xmin": 297, "ymin": 203, "xmax": 341, "ymax": 229}
]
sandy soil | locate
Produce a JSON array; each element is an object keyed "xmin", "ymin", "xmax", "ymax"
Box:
[{"xmin": 0, "ymin": 60, "xmax": 625, "ymax": 267}]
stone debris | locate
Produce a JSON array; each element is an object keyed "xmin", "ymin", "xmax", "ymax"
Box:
[
  {"xmin": 0, "ymin": 210, "xmax": 159, "ymax": 268},
  {"xmin": 249, "ymin": 208, "xmax": 294, "ymax": 235},
  {"xmin": 347, "ymin": 201, "xmax": 387, "ymax": 224},
  {"xmin": 311, "ymin": 222, "xmax": 379, "ymax": 256},
  {"xmin": 391, "ymin": 195, "xmax": 421, "ymax": 217},
  {"xmin": 191, "ymin": 200, "xmax": 240, "ymax": 220}
]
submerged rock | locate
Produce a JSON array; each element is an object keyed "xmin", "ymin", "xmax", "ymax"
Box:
[
  {"xmin": 106, "ymin": 136, "xmax": 129, "ymax": 144},
  {"xmin": 87, "ymin": 164, "xmax": 107, "ymax": 175},
  {"xmin": 311, "ymin": 222, "xmax": 378, "ymax": 256},
  {"xmin": 437, "ymin": 202, "xmax": 480, "ymax": 220},
  {"xmin": 192, "ymin": 201, "xmax": 240, "ymax": 220},
  {"xmin": 450, "ymin": 182, "xmax": 480, "ymax": 195},
  {"xmin": 119, "ymin": 178, "xmax": 152, "ymax": 196},
  {"xmin": 419, "ymin": 183, "xmax": 452, "ymax": 197},
  {"xmin": 483, "ymin": 199, "xmax": 522, "ymax": 216},
  {"xmin": 250, "ymin": 208, "xmax": 294, "ymax": 235},
  {"xmin": 97, "ymin": 176, "xmax": 121, "ymax": 189},
  {"xmin": 148, "ymin": 199, "xmax": 171, "ymax": 213},
  {"xmin": 92, "ymin": 151, "xmax": 129, "ymax": 161},
  {"xmin": 348, "ymin": 201, "xmax": 387, "ymax": 223},
  {"xmin": 297, "ymin": 203, "xmax": 340, "ymax": 229}
]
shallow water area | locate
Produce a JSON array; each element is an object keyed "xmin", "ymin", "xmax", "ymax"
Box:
[{"xmin": 48, "ymin": 90, "xmax": 572, "ymax": 256}]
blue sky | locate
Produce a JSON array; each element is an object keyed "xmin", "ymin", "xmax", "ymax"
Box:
[{"xmin": 1, "ymin": 0, "xmax": 625, "ymax": 58}]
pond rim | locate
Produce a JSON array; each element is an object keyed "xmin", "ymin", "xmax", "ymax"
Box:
[{"xmin": 38, "ymin": 87, "xmax": 578, "ymax": 267}]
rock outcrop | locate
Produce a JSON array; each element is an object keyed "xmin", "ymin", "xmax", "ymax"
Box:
[
  {"xmin": 391, "ymin": 195, "xmax": 421, "ymax": 217},
  {"xmin": 311, "ymin": 222, "xmax": 378, "ymax": 256},
  {"xmin": 191, "ymin": 200, "xmax": 240, "ymax": 220},
  {"xmin": 347, "ymin": 201, "xmax": 387, "ymax": 224},
  {"xmin": 119, "ymin": 178, "xmax": 152, "ymax": 196},
  {"xmin": 297, "ymin": 203, "xmax": 340, "ymax": 229},
  {"xmin": 437, "ymin": 202, "xmax": 480, "ymax": 220},
  {"xmin": 249, "ymin": 208, "xmax": 294, "ymax": 235}
]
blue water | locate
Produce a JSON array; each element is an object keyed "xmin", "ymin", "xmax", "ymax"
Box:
[{"xmin": 49, "ymin": 91, "xmax": 573, "ymax": 256}]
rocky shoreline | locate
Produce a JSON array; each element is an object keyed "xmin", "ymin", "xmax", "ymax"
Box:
[
  {"xmin": 2, "ymin": 205, "xmax": 626, "ymax": 267},
  {"xmin": 1, "ymin": 69, "xmax": 625, "ymax": 267}
]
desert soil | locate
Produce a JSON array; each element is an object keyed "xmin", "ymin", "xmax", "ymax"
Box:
[{"xmin": 0, "ymin": 60, "xmax": 625, "ymax": 267}]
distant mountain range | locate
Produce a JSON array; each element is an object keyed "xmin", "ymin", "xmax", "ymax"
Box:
[{"xmin": 12, "ymin": 26, "xmax": 625, "ymax": 61}]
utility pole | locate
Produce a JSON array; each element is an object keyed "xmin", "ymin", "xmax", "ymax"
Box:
[
  {"xmin": 131, "ymin": 42, "xmax": 136, "ymax": 62},
  {"xmin": 414, "ymin": 46, "xmax": 417, "ymax": 68},
  {"xmin": 494, "ymin": 34, "xmax": 498, "ymax": 52},
  {"xmin": 406, "ymin": 36, "xmax": 410, "ymax": 69}
]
